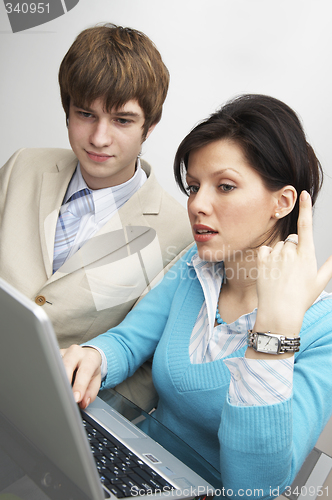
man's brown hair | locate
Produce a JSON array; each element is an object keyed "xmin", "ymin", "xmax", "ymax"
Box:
[{"xmin": 58, "ymin": 24, "xmax": 169, "ymax": 138}]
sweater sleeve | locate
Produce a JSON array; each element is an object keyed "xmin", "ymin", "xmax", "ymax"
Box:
[
  {"xmin": 83, "ymin": 247, "xmax": 197, "ymax": 389},
  {"xmin": 218, "ymin": 299, "xmax": 332, "ymax": 499}
]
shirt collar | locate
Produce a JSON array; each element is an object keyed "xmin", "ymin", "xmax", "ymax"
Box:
[
  {"xmin": 189, "ymin": 252, "xmax": 225, "ymax": 338},
  {"xmin": 63, "ymin": 163, "xmax": 87, "ymax": 204},
  {"xmin": 63, "ymin": 158, "xmax": 147, "ymax": 223},
  {"xmin": 189, "ymin": 251, "xmax": 257, "ymax": 336},
  {"xmin": 188, "ymin": 252, "xmax": 224, "ymax": 275}
]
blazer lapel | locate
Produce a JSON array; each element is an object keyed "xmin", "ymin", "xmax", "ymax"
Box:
[
  {"xmin": 49, "ymin": 160, "xmax": 163, "ymax": 280},
  {"xmin": 39, "ymin": 154, "xmax": 78, "ymax": 279}
]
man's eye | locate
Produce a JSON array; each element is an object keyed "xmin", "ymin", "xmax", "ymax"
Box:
[
  {"xmin": 116, "ymin": 118, "xmax": 130, "ymax": 125},
  {"xmin": 187, "ymin": 185, "xmax": 199, "ymax": 194},
  {"xmin": 79, "ymin": 111, "xmax": 93, "ymax": 119}
]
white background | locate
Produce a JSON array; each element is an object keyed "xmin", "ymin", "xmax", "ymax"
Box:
[{"xmin": 0, "ymin": 0, "xmax": 331, "ymax": 291}]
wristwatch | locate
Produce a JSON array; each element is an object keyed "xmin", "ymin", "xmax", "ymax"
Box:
[{"xmin": 247, "ymin": 330, "xmax": 300, "ymax": 354}]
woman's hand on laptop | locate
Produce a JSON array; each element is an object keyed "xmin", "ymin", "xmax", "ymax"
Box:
[{"xmin": 60, "ymin": 345, "xmax": 102, "ymax": 409}]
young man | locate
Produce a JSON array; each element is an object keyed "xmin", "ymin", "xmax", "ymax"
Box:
[{"xmin": 0, "ymin": 24, "xmax": 193, "ymax": 410}]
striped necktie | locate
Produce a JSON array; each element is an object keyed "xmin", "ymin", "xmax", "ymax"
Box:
[{"xmin": 53, "ymin": 188, "xmax": 94, "ymax": 273}]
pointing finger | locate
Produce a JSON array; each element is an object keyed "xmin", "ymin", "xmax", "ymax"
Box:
[{"xmin": 297, "ymin": 191, "xmax": 315, "ymax": 255}]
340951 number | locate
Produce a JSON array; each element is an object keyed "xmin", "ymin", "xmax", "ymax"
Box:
[
  {"xmin": 283, "ymin": 485, "xmax": 329, "ymax": 497},
  {"xmin": 5, "ymin": 3, "xmax": 50, "ymax": 14}
]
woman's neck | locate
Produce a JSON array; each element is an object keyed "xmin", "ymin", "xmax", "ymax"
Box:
[
  {"xmin": 217, "ymin": 255, "xmax": 259, "ymax": 323},
  {"xmin": 224, "ymin": 253, "xmax": 258, "ymax": 290}
]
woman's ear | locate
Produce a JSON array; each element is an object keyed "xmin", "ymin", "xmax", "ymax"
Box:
[{"xmin": 273, "ymin": 185, "xmax": 297, "ymax": 219}]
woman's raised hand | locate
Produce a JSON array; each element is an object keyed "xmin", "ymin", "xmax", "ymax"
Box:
[{"xmin": 254, "ymin": 191, "xmax": 332, "ymax": 337}]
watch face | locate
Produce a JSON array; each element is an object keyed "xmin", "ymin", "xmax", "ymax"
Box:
[{"xmin": 256, "ymin": 334, "xmax": 279, "ymax": 354}]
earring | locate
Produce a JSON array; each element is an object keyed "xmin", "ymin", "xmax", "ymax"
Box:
[{"xmin": 275, "ymin": 212, "xmax": 280, "ymax": 218}]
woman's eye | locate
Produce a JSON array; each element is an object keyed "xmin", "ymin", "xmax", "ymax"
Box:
[{"xmin": 220, "ymin": 184, "xmax": 235, "ymax": 192}]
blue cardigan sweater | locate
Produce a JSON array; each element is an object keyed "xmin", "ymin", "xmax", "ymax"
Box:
[{"xmin": 90, "ymin": 246, "xmax": 332, "ymax": 498}]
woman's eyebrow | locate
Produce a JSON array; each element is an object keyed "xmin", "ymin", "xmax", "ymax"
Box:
[{"xmin": 186, "ymin": 168, "xmax": 242, "ymax": 180}]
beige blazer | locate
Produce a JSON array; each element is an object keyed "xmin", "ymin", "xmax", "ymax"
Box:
[{"xmin": 0, "ymin": 148, "xmax": 193, "ymax": 409}]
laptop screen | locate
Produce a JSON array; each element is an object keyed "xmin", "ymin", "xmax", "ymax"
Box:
[{"xmin": 0, "ymin": 278, "xmax": 104, "ymax": 499}]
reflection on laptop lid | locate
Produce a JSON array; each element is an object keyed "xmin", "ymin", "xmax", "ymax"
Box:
[{"xmin": 0, "ymin": 278, "xmax": 216, "ymax": 500}]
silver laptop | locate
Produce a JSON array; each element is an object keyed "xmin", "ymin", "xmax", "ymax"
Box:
[{"xmin": 0, "ymin": 278, "xmax": 216, "ymax": 500}]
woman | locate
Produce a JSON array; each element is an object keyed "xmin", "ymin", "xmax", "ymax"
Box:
[{"xmin": 62, "ymin": 94, "xmax": 332, "ymax": 498}]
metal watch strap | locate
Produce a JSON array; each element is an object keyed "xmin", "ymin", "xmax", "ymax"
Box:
[{"xmin": 247, "ymin": 330, "xmax": 301, "ymax": 353}]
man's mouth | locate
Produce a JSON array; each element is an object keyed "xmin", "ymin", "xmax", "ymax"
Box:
[{"xmin": 86, "ymin": 150, "xmax": 113, "ymax": 163}]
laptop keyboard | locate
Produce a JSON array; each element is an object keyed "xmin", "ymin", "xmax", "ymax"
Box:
[{"xmin": 82, "ymin": 413, "xmax": 175, "ymax": 498}]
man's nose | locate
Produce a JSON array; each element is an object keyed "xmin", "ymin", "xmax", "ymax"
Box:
[{"xmin": 90, "ymin": 121, "xmax": 112, "ymax": 148}]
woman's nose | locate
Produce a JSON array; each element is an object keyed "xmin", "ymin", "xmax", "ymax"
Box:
[{"xmin": 188, "ymin": 187, "xmax": 213, "ymax": 216}]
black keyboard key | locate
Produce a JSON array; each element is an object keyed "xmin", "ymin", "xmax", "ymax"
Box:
[
  {"xmin": 112, "ymin": 467, "xmax": 127, "ymax": 478},
  {"xmin": 117, "ymin": 483, "xmax": 134, "ymax": 497},
  {"xmin": 107, "ymin": 484, "xmax": 125, "ymax": 498},
  {"xmin": 122, "ymin": 459, "xmax": 136, "ymax": 468},
  {"xmin": 104, "ymin": 472, "xmax": 122, "ymax": 484},
  {"xmin": 100, "ymin": 475, "xmax": 111, "ymax": 486},
  {"xmin": 127, "ymin": 473, "xmax": 151, "ymax": 491},
  {"xmin": 133, "ymin": 467, "xmax": 168, "ymax": 490}
]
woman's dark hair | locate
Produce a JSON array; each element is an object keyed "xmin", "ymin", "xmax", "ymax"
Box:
[{"xmin": 174, "ymin": 94, "xmax": 323, "ymax": 242}]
